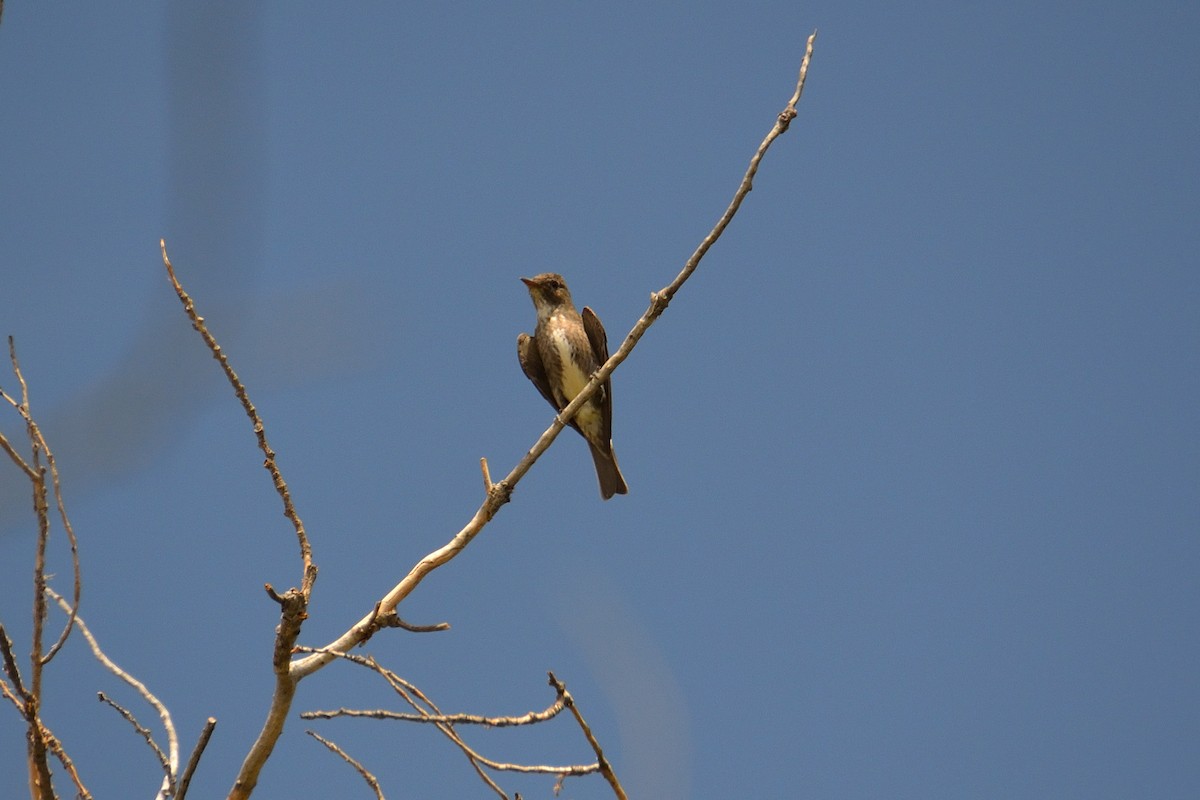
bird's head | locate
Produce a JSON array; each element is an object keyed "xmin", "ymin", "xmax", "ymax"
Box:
[{"xmin": 521, "ymin": 273, "xmax": 575, "ymax": 316}]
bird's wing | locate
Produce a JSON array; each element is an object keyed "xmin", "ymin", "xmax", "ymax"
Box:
[
  {"xmin": 517, "ymin": 332, "xmax": 558, "ymax": 411},
  {"xmin": 581, "ymin": 307, "xmax": 609, "ymax": 364},
  {"xmin": 581, "ymin": 307, "xmax": 614, "ymax": 443}
]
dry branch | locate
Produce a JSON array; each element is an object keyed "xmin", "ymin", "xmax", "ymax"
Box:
[
  {"xmin": 156, "ymin": 32, "xmax": 816, "ymax": 798},
  {"xmin": 1, "ymin": 339, "xmax": 87, "ymax": 799},
  {"xmin": 159, "ymin": 244, "xmax": 316, "ymax": 597},
  {"xmin": 292, "ymin": 30, "xmax": 817, "ymax": 682},
  {"xmin": 549, "ymin": 671, "xmax": 627, "ymax": 799},
  {"xmin": 176, "ymin": 718, "xmax": 217, "ymax": 800}
]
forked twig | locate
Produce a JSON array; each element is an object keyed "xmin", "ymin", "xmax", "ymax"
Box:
[{"xmin": 3, "ymin": 341, "xmax": 84, "ymax": 665}]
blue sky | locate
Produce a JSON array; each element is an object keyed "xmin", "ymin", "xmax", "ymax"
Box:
[{"xmin": 1, "ymin": 3, "xmax": 1197, "ymax": 798}]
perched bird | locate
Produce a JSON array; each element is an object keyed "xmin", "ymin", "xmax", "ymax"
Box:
[{"xmin": 518, "ymin": 273, "xmax": 628, "ymax": 499}]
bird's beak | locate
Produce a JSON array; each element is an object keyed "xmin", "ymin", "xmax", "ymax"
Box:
[{"xmin": 520, "ymin": 277, "xmax": 536, "ymax": 288}]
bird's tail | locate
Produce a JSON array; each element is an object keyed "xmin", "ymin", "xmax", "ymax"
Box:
[{"xmin": 589, "ymin": 442, "xmax": 629, "ymax": 500}]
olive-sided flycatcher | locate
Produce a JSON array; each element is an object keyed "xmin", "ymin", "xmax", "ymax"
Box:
[{"xmin": 518, "ymin": 273, "xmax": 628, "ymax": 499}]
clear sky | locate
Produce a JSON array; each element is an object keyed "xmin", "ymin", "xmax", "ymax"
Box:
[{"xmin": 1, "ymin": 3, "xmax": 1197, "ymax": 798}]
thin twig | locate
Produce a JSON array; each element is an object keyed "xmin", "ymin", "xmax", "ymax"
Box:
[
  {"xmin": 9, "ymin": 335, "xmax": 31, "ymax": 424},
  {"xmin": 176, "ymin": 717, "xmax": 217, "ymax": 800},
  {"xmin": 159, "ymin": 241, "xmax": 316, "ymax": 597},
  {"xmin": 383, "ymin": 671, "xmax": 592, "ymax": 792},
  {"xmin": 0, "ymin": 674, "xmax": 23, "ymax": 711},
  {"xmin": 301, "ymin": 696, "xmax": 565, "ymax": 726},
  {"xmin": 98, "ymin": 692, "xmax": 175, "ymax": 797},
  {"xmin": 298, "ymin": 648, "xmax": 603, "ymax": 794},
  {"xmin": 38, "ymin": 437, "xmax": 83, "ymax": 664},
  {"xmin": 297, "ymin": 652, "xmax": 600, "ymax": 796},
  {"xmin": 549, "ymin": 672, "xmax": 627, "ymax": 799},
  {"xmin": 360, "ymin": 604, "xmax": 450, "ymax": 639},
  {"xmin": 306, "ymin": 731, "xmax": 386, "ymax": 800},
  {"xmin": 6, "ymin": 338, "xmax": 56, "ymax": 800},
  {"xmin": 391, "ymin": 617, "xmax": 450, "ymax": 633},
  {"xmin": 377, "ymin": 670, "xmax": 514, "ymax": 796},
  {"xmin": 0, "ymin": 428, "xmax": 38, "ymax": 479},
  {"xmin": 3, "ymin": 340, "xmax": 83, "ymax": 666},
  {"xmin": 296, "ymin": 648, "xmax": 511, "ymax": 797},
  {"xmin": 0, "ymin": 622, "xmax": 27, "ymax": 702}
]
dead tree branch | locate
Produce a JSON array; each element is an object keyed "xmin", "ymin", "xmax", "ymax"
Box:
[
  {"xmin": 176, "ymin": 717, "xmax": 217, "ymax": 800},
  {"xmin": 159, "ymin": 244, "xmax": 316, "ymax": 597},
  {"xmin": 292, "ymin": 31, "xmax": 817, "ymax": 684},
  {"xmin": 296, "ymin": 647, "xmax": 626, "ymax": 796},
  {"xmin": 156, "ymin": 32, "xmax": 816, "ymax": 798},
  {"xmin": 1, "ymin": 338, "xmax": 87, "ymax": 798}
]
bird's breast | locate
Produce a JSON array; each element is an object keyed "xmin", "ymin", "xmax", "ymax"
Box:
[{"xmin": 549, "ymin": 324, "xmax": 590, "ymax": 402}]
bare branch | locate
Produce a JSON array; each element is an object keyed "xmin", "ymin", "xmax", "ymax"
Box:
[
  {"xmin": 8, "ymin": 335, "xmax": 30, "ymax": 412},
  {"xmin": 487, "ymin": 32, "xmax": 818, "ymax": 503},
  {"xmin": 227, "ymin": 586, "xmax": 307, "ymax": 799},
  {"xmin": 291, "ymin": 35, "xmax": 816, "ymax": 682},
  {"xmin": 2, "ymin": 340, "xmax": 84, "ymax": 666},
  {"xmin": 157, "ymin": 38, "xmax": 815, "ymax": 798},
  {"xmin": 38, "ymin": 436, "xmax": 83, "ymax": 665},
  {"xmin": 297, "ymin": 648, "xmax": 601, "ymax": 798},
  {"xmin": 159, "ymin": 244, "xmax": 319, "ymax": 798},
  {"xmin": 373, "ymin": 667, "xmax": 511, "ymax": 779},
  {"xmin": 306, "ymin": 731, "xmax": 385, "ymax": 800},
  {"xmin": 301, "ymin": 697, "xmax": 565, "ymax": 726},
  {"xmin": 380, "ymin": 673, "xmax": 587, "ymax": 796},
  {"xmin": 176, "ymin": 717, "xmax": 217, "ymax": 800},
  {"xmin": 299, "ymin": 648, "xmax": 512, "ymax": 797},
  {"xmin": 3, "ymin": 339, "xmax": 57, "ymax": 799},
  {"xmin": 159, "ymin": 241, "xmax": 317, "ymax": 597}
]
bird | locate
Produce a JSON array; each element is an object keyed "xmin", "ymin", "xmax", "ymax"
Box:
[{"xmin": 517, "ymin": 272, "xmax": 628, "ymax": 499}]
